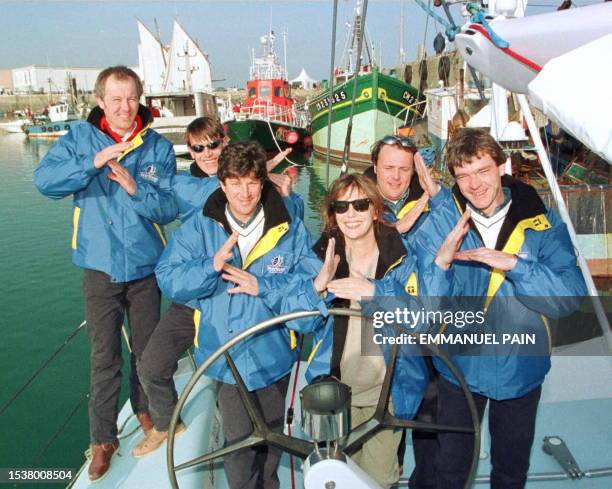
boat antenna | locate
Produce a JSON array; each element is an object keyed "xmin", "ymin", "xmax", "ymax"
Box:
[
  {"xmin": 325, "ymin": 0, "xmax": 340, "ymax": 188},
  {"xmin": 341, "ymin": 0, "xmax": 370, "ymax": 174}
]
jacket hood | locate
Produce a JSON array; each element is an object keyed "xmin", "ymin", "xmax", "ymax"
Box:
[
  {"xmin": 452, "ymin": 174, "xmax": 547, "ymax": 251},
  {"xmin": 87, "ymin": 104, "xmax": 154, "ymax": 130},
  {"xmin": 202, "ymin": 180, "xmax": 291, "ymax": 235}
]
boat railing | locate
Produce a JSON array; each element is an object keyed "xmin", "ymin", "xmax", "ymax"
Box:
[{"xmin": 238, "ymin": 101, "xmax": 310, "ymax": 128}]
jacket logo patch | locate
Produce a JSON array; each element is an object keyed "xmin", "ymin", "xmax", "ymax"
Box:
[
  {"xmin": 267, "ymin": 255, "xmax": 286, "ymax": 274},
  {"xmin": 139, "ymin": 164, "xmax": 159, "ymax": 183}
]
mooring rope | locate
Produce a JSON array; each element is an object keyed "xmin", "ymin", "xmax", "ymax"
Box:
[{"xmin": 0, "ymin": 320, "xmax": 86, "ymax": 417}]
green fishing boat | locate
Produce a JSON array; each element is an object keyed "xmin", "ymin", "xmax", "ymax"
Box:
[{"xmin": 308, "ymin": 66, "xmax": 424, "ymax": 163}]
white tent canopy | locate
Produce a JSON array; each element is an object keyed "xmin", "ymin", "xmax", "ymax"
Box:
[{"xmin": 290, "ymin": 68, "xmax": 317, "ymax": 90}]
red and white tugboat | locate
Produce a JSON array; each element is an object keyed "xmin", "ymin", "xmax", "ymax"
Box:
[{"xmin": 225, "ymin": 30, "xmax": 312, "ymax": 152}]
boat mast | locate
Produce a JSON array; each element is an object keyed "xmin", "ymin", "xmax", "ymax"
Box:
[{"xmin": 399, "ymin": 0, "xmax": 405, "ymax": 65}]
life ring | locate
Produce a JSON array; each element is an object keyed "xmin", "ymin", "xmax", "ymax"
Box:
[
  {"xmin": 54, "ymin": 125, "xmax": 60, "ymax": 132},
  {"xmin": 41, "ymin": 126, "xmax": 47, "ymax": 132},
  {"xmin": 64, "ymin": 124, "xmax": 71, "ymax": 131}
]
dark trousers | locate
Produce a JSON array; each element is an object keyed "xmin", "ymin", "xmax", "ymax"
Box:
[
  {"xmin": 83, "ymin": 269, "xmax": 160, "ymax": 444},
  {"xmin": 435, "ymin": 377, "xmax": 542, "ymax": 489},
  {"xmin": 217, "ymin": 375, "xmax": 290, "ymax": 489},
  {"xmin": 409, "ymin": 357, "xmax": 439, "ymax": 489},
  {"xmin": 138, "ymin": 302, "xmax": 195, "ymax": 431}
]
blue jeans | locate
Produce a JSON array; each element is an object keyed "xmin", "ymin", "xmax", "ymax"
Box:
[{"xmin": 435, "ymin": 377, "xmax": 541, "ymax": 489}]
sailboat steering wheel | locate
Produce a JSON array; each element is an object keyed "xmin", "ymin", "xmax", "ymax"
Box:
[{"xmin": 166, "ymin": 308, "xmax": 481, "ymax": 489}]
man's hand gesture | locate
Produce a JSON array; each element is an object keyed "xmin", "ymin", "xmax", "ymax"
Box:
[
  {"xmin": 414, "ymin": 151, "xmax": 440, "ymax": 198},
  {"xmin": 268, "ymin": 172, "xmax": 292, "ymax": 197},
  {"xmin": 222, "ymin": 264, "xmax": 259, "ymax": 296},
  {"xmin": 266, "ymin": 148, "xmax": 292, "ymax": 172},
  {"xmin": 396, "ymin": 193, "xmax": 428, "ymax": 234},
  {"xmin": 314, "ymin": 238, "xmax": 340, "ymax": 293},
  {"xmin": 214, "ymin": 231, "xmax": 239, "ymax": 272},
  {"xmin": 107, "ymin": 160, "xmax": 137, "ymax": 196},
  {"xmin": 435, "ymin": 210, "xmax": 471, "ymax": 270},
  {"xmin": 455, "ymin": 248, "xmax": 518, "ymax": 271},
  {"xmin": 94, "ymin": 141, "xmax": 133, "ymax": 169}
]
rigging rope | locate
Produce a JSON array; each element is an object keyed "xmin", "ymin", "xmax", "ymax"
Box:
[
  {"xmin": 35, "ymin": 391, "xmax": 89, "ymax": 463},
  {"xmin": 0, "ymin": 320, "xmax": 86, "ymax": 417}
]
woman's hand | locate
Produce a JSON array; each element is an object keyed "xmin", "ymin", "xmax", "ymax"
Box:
[
  {"xmin": 327, "ymin": 276, "xmax": 374, "ymax": 301},
  {"xmin": 313, "ymin": 238, "xmax": 340, "ymax": 293}
]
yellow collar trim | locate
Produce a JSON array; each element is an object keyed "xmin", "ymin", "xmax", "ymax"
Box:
[{"xmin": 242, "ymin": 222, "xmax": 290, "ymax": 270}]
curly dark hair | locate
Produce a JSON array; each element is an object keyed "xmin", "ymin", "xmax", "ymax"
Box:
[{"xmin": 217, "ymin": 141, "xmax": 268, "ymax": 183}]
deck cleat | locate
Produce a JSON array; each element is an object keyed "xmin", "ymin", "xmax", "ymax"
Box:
[{"xmin": 542, "ymin": 436, "xmax": 584, "ymax": 479}]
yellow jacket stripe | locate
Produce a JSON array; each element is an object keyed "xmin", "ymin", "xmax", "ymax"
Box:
[
  {"xmin": 397, "ymin": 200, "xmax": 429, "ymax": 220},
  {"xmin": 243, "ymin": 222, "xmax": 290, "ymax": 270},
  {"xmin": 116, "ymin": 126, "xmax": 149, "ymax": 162},
  {"xmin": 71, "ymin": 207, "xmax": 81, "ymax": 250},
  {"xmin": 485, "ymin": 214, "xmax": 551, "ymax": 308},
  {"xmin": 405, "ymin": 271, "xmax": 418, "ymax": 296},
  {"xmin": 193, "ymin": 309, "xmax": 201, "ymax": 348},
  {"xmin": 152, "ymin": 223, "xmax": 167, "ymax": 247}
]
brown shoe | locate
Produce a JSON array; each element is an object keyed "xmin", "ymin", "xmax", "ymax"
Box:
[
  {"xmin": 136, "ymin": 412, "xmax": 154, "ymax": 434},
  {"xmin": 88, "ymin": 440, "xmax": 119, "ymax": 482},
  {"xmin": 132, "ymin": 422, "xmax": 186, "ymax": 458}
]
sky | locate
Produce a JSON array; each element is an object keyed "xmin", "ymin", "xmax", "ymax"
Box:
[{"xmin": 1, "ymin": 0, "xmax": 571, "ymax": 87}]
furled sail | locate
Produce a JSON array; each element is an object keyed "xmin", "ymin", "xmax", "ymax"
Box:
[
  {"xmin": 137, "ymin": 20, "xmax": 168, "ymax": 94},
  {"xmin": 163, "ymin": 20, "xmax": 212, "ymax": 93}
]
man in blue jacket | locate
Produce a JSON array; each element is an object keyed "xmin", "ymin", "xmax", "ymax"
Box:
[
  {"xmin": 364, "ymin": 135, "xmax": 437, "ymax": 489},
  {"xmin": 414, "ymin": 128, "xmax": 587, "ymax": 489},
  {"xmin": 155, "ymin": 141, "xmax": 321, "ymax": 489},
  {"xmin": 33, "ymin": 66, "xmax": 177, "ymax": 482},
  {"xmin": 134, "ymin": 118, "xmax": 301, "ymax": 458}
]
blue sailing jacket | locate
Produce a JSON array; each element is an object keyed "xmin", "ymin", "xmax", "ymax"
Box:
[
  {"xmin": 155, "ymin": 183, "xmax": 322, "ymax": 391},
  {"xmin": 33, "ymin": 106, "xmax": 177, "ymax": 282},
  {"xmin": 414, "ymin": 177, "xmax": 587, "ymax": 400}
]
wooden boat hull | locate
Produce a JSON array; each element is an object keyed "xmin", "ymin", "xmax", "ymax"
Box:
[{"xmin": 309, "ymin": 69, "xmax": 423, "ymax": 163}]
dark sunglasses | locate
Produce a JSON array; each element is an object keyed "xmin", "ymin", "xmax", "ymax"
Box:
[
  {"xmin": 331, "ymin": 198, "xmax": 371, "ymax": 214},
  {"xmin": 381, "ymin": 135, "xmax": 416, "ymax": 148},
  {"xmin": 189, "ymin": 140, "xmax": 222, "ymax": 153}
]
